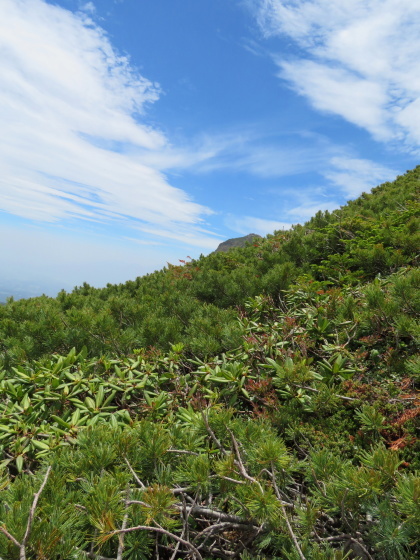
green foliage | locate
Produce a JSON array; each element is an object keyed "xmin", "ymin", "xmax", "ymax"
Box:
[
  {"xmin": 0, "ymin": 168, "xmax": 418, "ymax": 558},
  {"xmin": 1, "ymin": 168, "xmax": 418, "ymax": 366}
]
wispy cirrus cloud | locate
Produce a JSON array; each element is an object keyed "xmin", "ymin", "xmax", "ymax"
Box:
[
  {"xmin": 253, "ymin": 0, "xmax": 420, "ymax": 147},
  {"xmin": 227, "ymin": 215, "xmax": 293, "ymax": 236},
  {"xmin": 324, "ymin": 156, "xmax": 396, "ymax": 198},
  {"xmin": 285, "ymin": 156, "xmax": 397, "ymax": 219},
  {"xmin": 143, "ymin": 127, "xmax": 337, "ymax": 180},
  {"xmin": 0, "ymin": 0, "xmax": 214, "ymax": 242}
]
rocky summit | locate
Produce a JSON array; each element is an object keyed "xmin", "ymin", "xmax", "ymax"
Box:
[{"xmin": 213, "ymin": 232, "xmax": 262, "ymax": 253}]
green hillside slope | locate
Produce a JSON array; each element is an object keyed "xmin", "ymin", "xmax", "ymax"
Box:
[
  {"xmin": 0, "ymin": 168, "xmax": 418, "ymax": 559},
  {"xmin": 0, "ymin": 167, "xmax": 418, "ymax": 368}
]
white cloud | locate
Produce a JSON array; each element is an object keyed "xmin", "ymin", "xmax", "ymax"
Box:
[
  {"xmin": 0, "ymin": 0, "xmax": 215, "ymax": 243},
  {"xmin": 279, "ymin": 61, "xmax": 389, "ymax": 140},
  {"xmin": 227, "ymin": 215, "xmax": 293, "ymax": 236},
  {"xmin": 287, "ymin": 200, "xmax": 340, "ymax": 219},
  {"xmin": 254, "ymin": 0, "xmax": 420, "ymax": 147},
  {"xmin": 80, "ymin": 2, "xmax": 96, "ymax": 14},
  {"xmin": 134, "ymin": 224, "xmax": 223, "ymax": 250},
  {"xmin": 277, "ymin": 155, "xmax": 396, "ymax": 219},
  {"xmin": 324, "ymin": 156, "xmax": 397, "ymax": 198},
  {"xmin": 150, "ymin": 128, "xmax": 335, "ymax": 179},
  {"xmin": 228, "ymin": 142, "xmax": 325, "ymax": 177}
]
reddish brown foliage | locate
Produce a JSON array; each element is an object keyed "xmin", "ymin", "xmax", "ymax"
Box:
[
  {"xmin": 388, "ymin": 435, "xmax": 417, "ymax": 450},
  {"xmin": 393, "ymin": 407, "xmax": 420, "ymax": 427}
]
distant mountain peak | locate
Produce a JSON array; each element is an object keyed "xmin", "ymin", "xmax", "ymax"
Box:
[{"xmin": 213, "ymin": 233, "xmax": 262, "ymax": 253}]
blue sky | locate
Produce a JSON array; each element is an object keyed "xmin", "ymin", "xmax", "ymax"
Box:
[{"xmin": 1, "ymin": 0, "xmax": 419, "ymax": 298}]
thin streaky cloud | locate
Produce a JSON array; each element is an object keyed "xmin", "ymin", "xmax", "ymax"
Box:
[
  {"xmin": 254, "ymin": 0, "xmax": 420, "ymax": 147},
  {"xmin": 325, "ymin": 156, "xmax": 398, "ymax": 198},
  {"xmin": 0, "ymin": 0, "xmax": 215, "ymax": 243},
  {"xmin": 227, "ymin": 215, "xmax": 294, "ymax": 236}
]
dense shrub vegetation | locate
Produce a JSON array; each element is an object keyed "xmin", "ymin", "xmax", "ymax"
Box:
[{"xmin": 0, "ymin": 168, "xmax": 418, "ymax": 559}]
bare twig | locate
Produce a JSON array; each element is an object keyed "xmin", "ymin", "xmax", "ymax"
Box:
[
  {"xmin": 155, "ymin": 533, "xmax": 160, "ymax": 560},
  {"xmin": 229, "ymin": 430, "xmax": 263, "ymax": 493},
  {"xmin": 324, "ymin": 534, "xmax": 374, "ymax": 560},
  {"xmin": 117, "ymin": 489, "xmax": 130, "ymax": 560},
  {"xmin": 123, "ymin": 456, "xmax": 145, "ymax": 489},
  {"xmin": 172, "ymin": 486, "xmax": 191, "ymax": 495},
  {"xmin": 201, "ymin": 412, "xmax": 228, "ymax": 455},
  {"xmin": 194, "ymin": 521, "xmax": 256, "ymax": 544},
  {"xmin": 80, "ymin": 550, "xmax": 116, "ymax": 560},
  {"xmin": 168, "ymin": 537, "xmax": 181, "ymax": 560},
  {"xmin": 181, "ymin": 492, "xmax": 190, "ymax": 543},
  {"xmin": 0, "ymin": 467, "xmax": 53, "ymax": 560},
  {"xmin": 109, "ymin": 525, "xmax": 203, "ymax": 560},
  {"xmin": 219, "ymin": 475, "xmax": 246, "ymax": 485},
  {"xmin": 270, "ymin": 467, "xmax": 307, "ymax": 560},
  {"xmin": 260, "ymin": 469, "xmax": 294, "ymax": 506},
  {"xmin": 169, "ymin": 494, "xmax": 189, "ymax": 560},
  {"xmin": 18, "ymin": 466, "xmax": 52, "ymax": 560},
  {"xmin": 166, "ymin": 449, "xmax": 199, "ymax": 456},
  {"xmin": 178, "ymin": 505, "xmax": 255, "ymax": 526},
  {"xmin": 0, "ymin": 526, "xmax": 20, "ymax": 548}
]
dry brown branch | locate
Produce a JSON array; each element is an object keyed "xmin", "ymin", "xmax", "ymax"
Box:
[{"xmin": 393, "ymin": 406, "xmax": 420, "ymax": 426}]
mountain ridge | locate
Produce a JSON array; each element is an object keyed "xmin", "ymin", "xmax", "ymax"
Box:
[{"xmin": 213, "ymin": 233, "xmax": 262, "ymax": 253}]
